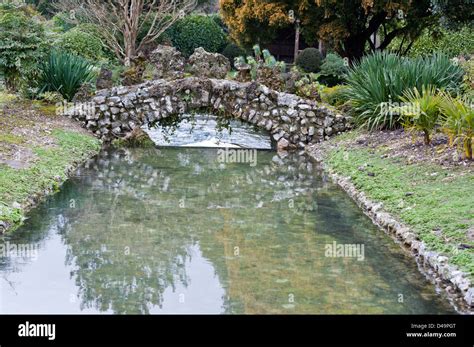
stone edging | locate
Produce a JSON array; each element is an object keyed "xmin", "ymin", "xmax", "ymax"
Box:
[{"xmin": 307, "ymin": 147, "xmax": 474, "ymax": 314}]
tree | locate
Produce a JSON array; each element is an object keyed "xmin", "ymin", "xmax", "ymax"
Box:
[
  {"xmin": 432, "ymin": 0, "xmax": 474, "ymax": 29},
  {"xmin": 219, "ymin": 0, "xmax": 472, "ymax": 62},
  {"xmin": 54, "ymin": 0, "xmax": 197, "ymax": 66}
]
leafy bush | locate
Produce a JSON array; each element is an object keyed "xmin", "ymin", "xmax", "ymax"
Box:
[
  {"xmin": 76, "ymin": 23, "xmax": 118, "ymax": 63},
  {"xmin": 27, "ymin": 0, "xmax": 56, "ymax": 17},
  {"xmin": 295, "ymin": 48, "xmax": 322, "ymax": 73},
  {"xmin": 319, "ymin": 53, "xmax": 348, "ymax": 86},
  {"xmin": 345, "ymin": 52, "xmax": 464, "ymax": 130},
  {"xmin": 403, "ymin": 26, "xmax": 474, "ymax": 59},
  {"xmin": 0, "ymin": 4, "xmax": 45, "ymax": 91},
  {"xmin": 38, "ymin": 51, "xmax": 96, "ymax": 101},
  {"xmin": 37, "ymin": 91, "xmax": 64, "ymax": 104},
  {"xmin": 56, "ymin": 27, "xmax": 105, "ymax": 62},
  {"xmin": 109, "ymin": 65, "xmax": 127, "ymax": 86},
  {"xmin": 222, "ymin": 43, "xmax": 246, "ymax": 68},
  {"xmin": 321, "ymin": 85, "xmax": 349, "ymax": 107},
  {"xmin": 52, "ymin": 12, "xmax": 76, "ymax": 32},
  {"xmin": 75, "ymin": 23, "xmax": 104, "ymax": 39},
  {"xmin": 166, "ymin": 14, "xmax": 228, "ymax": 57},
  {"xmin": 295, "ymin": 73, "xmax": 323, "ymax": 101},
  {"xmin": 209, "ymin": 13, "xmax": 227, "ymax": 33},
  {"xmin": 459, "ymin": 57, "xmax": 474, "ymax": 99},
  {"xmin": 439, "ymin": 93, "xmax": 474, "ymax": 160},
  {"xmin": 398, "ymin": 86, "xmax": 442, "ymax": 145}
]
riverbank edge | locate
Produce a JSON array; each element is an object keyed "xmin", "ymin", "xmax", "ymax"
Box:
[
  {"xmin": 306, "ymin": 145, "xmax": 474, "ymax": 314},
  {"xmin": 0, "ymin": 138, "xmax": 101, "ymax": 234}
]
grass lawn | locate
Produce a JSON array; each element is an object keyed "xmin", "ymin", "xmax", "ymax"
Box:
[{"xmin": 0, "ymin": 91, "xmax": 101, "ymax": 232}]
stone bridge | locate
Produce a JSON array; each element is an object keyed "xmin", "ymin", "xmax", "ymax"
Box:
[{"xmin": 67, "ymin": 78, "xmax": 352, "ymax": 149}]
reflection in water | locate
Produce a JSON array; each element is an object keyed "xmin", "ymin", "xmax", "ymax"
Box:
[
  {"xmin": 144, "ymin": 115, "xmax": 272, "ymax": 149},
  {"xmin": 0, "ymin": 147, "xmax": 456, "ymax": 314}
]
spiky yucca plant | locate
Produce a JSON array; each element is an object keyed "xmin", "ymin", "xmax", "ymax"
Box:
[
  {"xmin": 345, "ymin": 52, "xmax": 464, "ymax": 130},
  {"xmin": 38, "ymin": 51, "xmax": 96, "ymax": 101}
]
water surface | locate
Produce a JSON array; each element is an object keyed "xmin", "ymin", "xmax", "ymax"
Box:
[
  {"xmin": 0, "ymin": 147, "xmax": 456, "ymax": 314},
  {"xmin": 144, "ymin": 115, "xmax": 272, "ymax": 149}
]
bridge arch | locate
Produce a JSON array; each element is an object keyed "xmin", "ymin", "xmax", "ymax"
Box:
[{"xmin": 67, "ymin": 78, "xmax": 352, "ymax": 149}]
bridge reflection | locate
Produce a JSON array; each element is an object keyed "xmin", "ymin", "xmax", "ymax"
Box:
[{"xmin": 0, "ymin": 147, "xmax": 455, "ymax": 314}]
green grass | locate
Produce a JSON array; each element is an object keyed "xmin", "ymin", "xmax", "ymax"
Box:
[
  {"xmin": 32, "ymin": 100, "xmax": 60, "ymax": 116},
  {"xmin": 0, "ymin": 133, "xmax": 25, "ymax": 144},
  {"xmin": 326, "ymin": 145, "xmax": 474, "ymax": 279},
  {"xmin": 0, "ymin": 91, "xmax": 17, "ymax": 106},
  {"xmin": 0, "ymin": 129, "xmax": 100, "ymax": 230}
]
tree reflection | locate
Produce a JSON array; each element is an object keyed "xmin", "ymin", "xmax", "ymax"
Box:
[
  {"xmin": 56, "ymin": 147, "xmax": 323, "ymax": 313},
  {"xmin": 3, "ymin": 147, "xmax": 454, "ymax": 314}
]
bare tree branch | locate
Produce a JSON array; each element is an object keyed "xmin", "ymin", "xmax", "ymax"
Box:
[{"xmin": 53, "ymin": 0, "xmax": 197, "ymax": 66}]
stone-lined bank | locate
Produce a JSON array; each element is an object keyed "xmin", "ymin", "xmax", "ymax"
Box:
[
  {"xmin": 65, "ymin": 78, "xmax": 352, "ymax": 149},
  {"xmin": 308, "ymin": 146, "xmax": 474, "ymax": 314}
]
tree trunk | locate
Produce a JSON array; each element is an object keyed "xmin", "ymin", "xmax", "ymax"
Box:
[
  {"xmin": 318, "ymin": 40, "xmax": 326, "ymax": 58},
  {"xmin": 465, "ymin": 138, "xmax": 473, "ymax": 160},
  {"xmin": 124, "ymin": 30, "xmax": 136, "ymax": 67},
  {"xmin": 423, "ymin": 130, "xmax": 431, "ymax": 146},
  {"xmin": 123, "ymin": 0, "xmax": 140, "ymax": 67},
  {"xmin": 342, "ymin": 37, "xmax": 366, "ymax": 63},
  {"xmin": 294, "ymin": 19, "xmax": 300, "ymax": 63}
]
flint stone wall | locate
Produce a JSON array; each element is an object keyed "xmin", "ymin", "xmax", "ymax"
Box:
[
  {"xmin": 66, "ymin": 78, "xmax": 352, "ymax": 149},
  {"xmin": 188, "ymin": 47, "xmax": 231, "ymax": 79}
]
